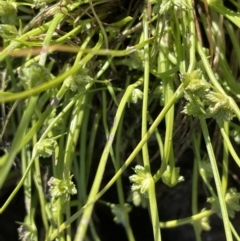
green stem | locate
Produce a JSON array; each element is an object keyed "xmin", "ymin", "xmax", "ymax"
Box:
[
  {"xmin": 199, "ymin": 117, "xmax": 232, "ymax": 241},
  {"xmin": 96, "ymin": 84, "xmax": 184, "ymax": 201},
  {"xmin": 115, "ymin": 110, "xmax": 135, "ymax": 241},
  {"xmin": 192, "ymin": 133, "xmax": 203, "ymax": 241},
  {"xmin": 219, "ymin": 122, "xmax": 240, "ymax": 167},
  {"xmin": 221, "ymin": 122, "xmax": 229, "ymax": 195},
  {"xmin": 197, "ymin": 41, "xmax": 226, "ymax": 95},
  {"xmin": 142, "ymin": 3, "xmax": 161, "ymax": 240},
  {"xmin": 39, "ymin": 12, "xmax": 66, "ymax": 66},
  {"xmin": 186, "ymin": 0, "xmax": 196, "ymax": 72},
  {"xmin": 0, "ymin": 96, "xmax": 38, "ymax": 188},
  {"xmin": 32, "ymin": 123, "xmax": 49, "ymax": 234},
  {"xmin": 0, "ymin": 22, "xmax": 51, "ymax": 62},
  {"xmin": 74, "ymin": 78, "xmax": 143, "ymax": 241},
  {"xmin": 159, "ymin": 209, "xmax": 214, "ymax": 228}
]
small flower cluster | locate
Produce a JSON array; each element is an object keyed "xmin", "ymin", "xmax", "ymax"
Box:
[
  {"xmin": 225, "ymin": 188, "xmax": 240, "ymax": 218},
  {"xmin": 181, "ymin": 70, "xmax": 234, "ymax": 124},
  {"xmin": 199, "ymin": 160, "xmax": 213, "ymax": 179},
  {"xmin": 35, "ymin": 138, "xmax": 57, "ymax": 158},
  {"xmin": 129, "ymin": 88, "xmax": 143, "ymax": 104},
  {"xmin": 124, "ymin": 50, "xmax": 144, "ymax": 70},
  {"xmin": 64, "ymin": 68, "xmax": 93, "ymax": 92},
  {"xmin": 0, "ymin": 1, "xmax": 17, "ymax": 25},
  {"xmin": 199, "ymin": 209, "xmax": 211, "ymax": 231},
  {"xmin": 149, "ymin": 0, "xmax": 190, "ymax": 16},
  {"xmin": 162, "ymin": 165, "xmax": 184, "ymax": 187},
  {"xmin": 33, "ymin": 0, "xmax": 48, "ymax": 8},
  {"xmin": 110, "ymin": 203, "xmax": 132, "ymax": 226},
  {"xmin": 129, "ymin": 165, "xmax": 151, "ymax": 195},
  {"xmin": 0, "ymin": 24, "xmax": 17, "ymax": 39},
  {"xmin": 48, "ymin": 175, "xmax": 77, "ymax": 203},
  {"xmin": 129, "ymin": 165, "xmax": 150, "ymax": 206},
  {"xmin": 230, "ymin": 128, "xmax": 240, "ymax": 144},
  {"xmin": 207, "ymin": 188, "xmax": 240, "ymax": 218},
  {"xmin": 127, "ymin": 189, "xmax": 148, "ymax": 207},
  {"xmin": 18, "ymin": 224, "xmax": 36, "ymax": 241},
  {"xmin": 19, "ymin": 63, "xmax": 51, "ymax": 90},
  {"xmin": 194, "ymin": 208, "xmax": 211, "ymax": 232}
]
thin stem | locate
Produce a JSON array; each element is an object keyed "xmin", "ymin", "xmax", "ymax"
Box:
[
  {"xmin": 159, "ymin": 209, "xmax": 214, "ymax": 228},
  {"xmin": 96, "ymin": 85, "xmax": 184, "ymax": 201},
  {"xmin": 221, "ymin": 122, "xmax": 229, "ymax": 195},
  {"xmin": 199, "ymin": 117, "xmax": 232, "ymax": 241},
  {"xmin": 0, "ymin": 96, "xmax": 38, "ymax": 189},
  {"xmin": 74, "ymin": 78, "xmax": 143, "ymax": 241},
  {"xmin": 142, "ymin": 2, "xmax": 161, "ymax": 241},
  {"xmin": 192, "ymin": 133, "xmax": 202, "ymax": 241}
]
